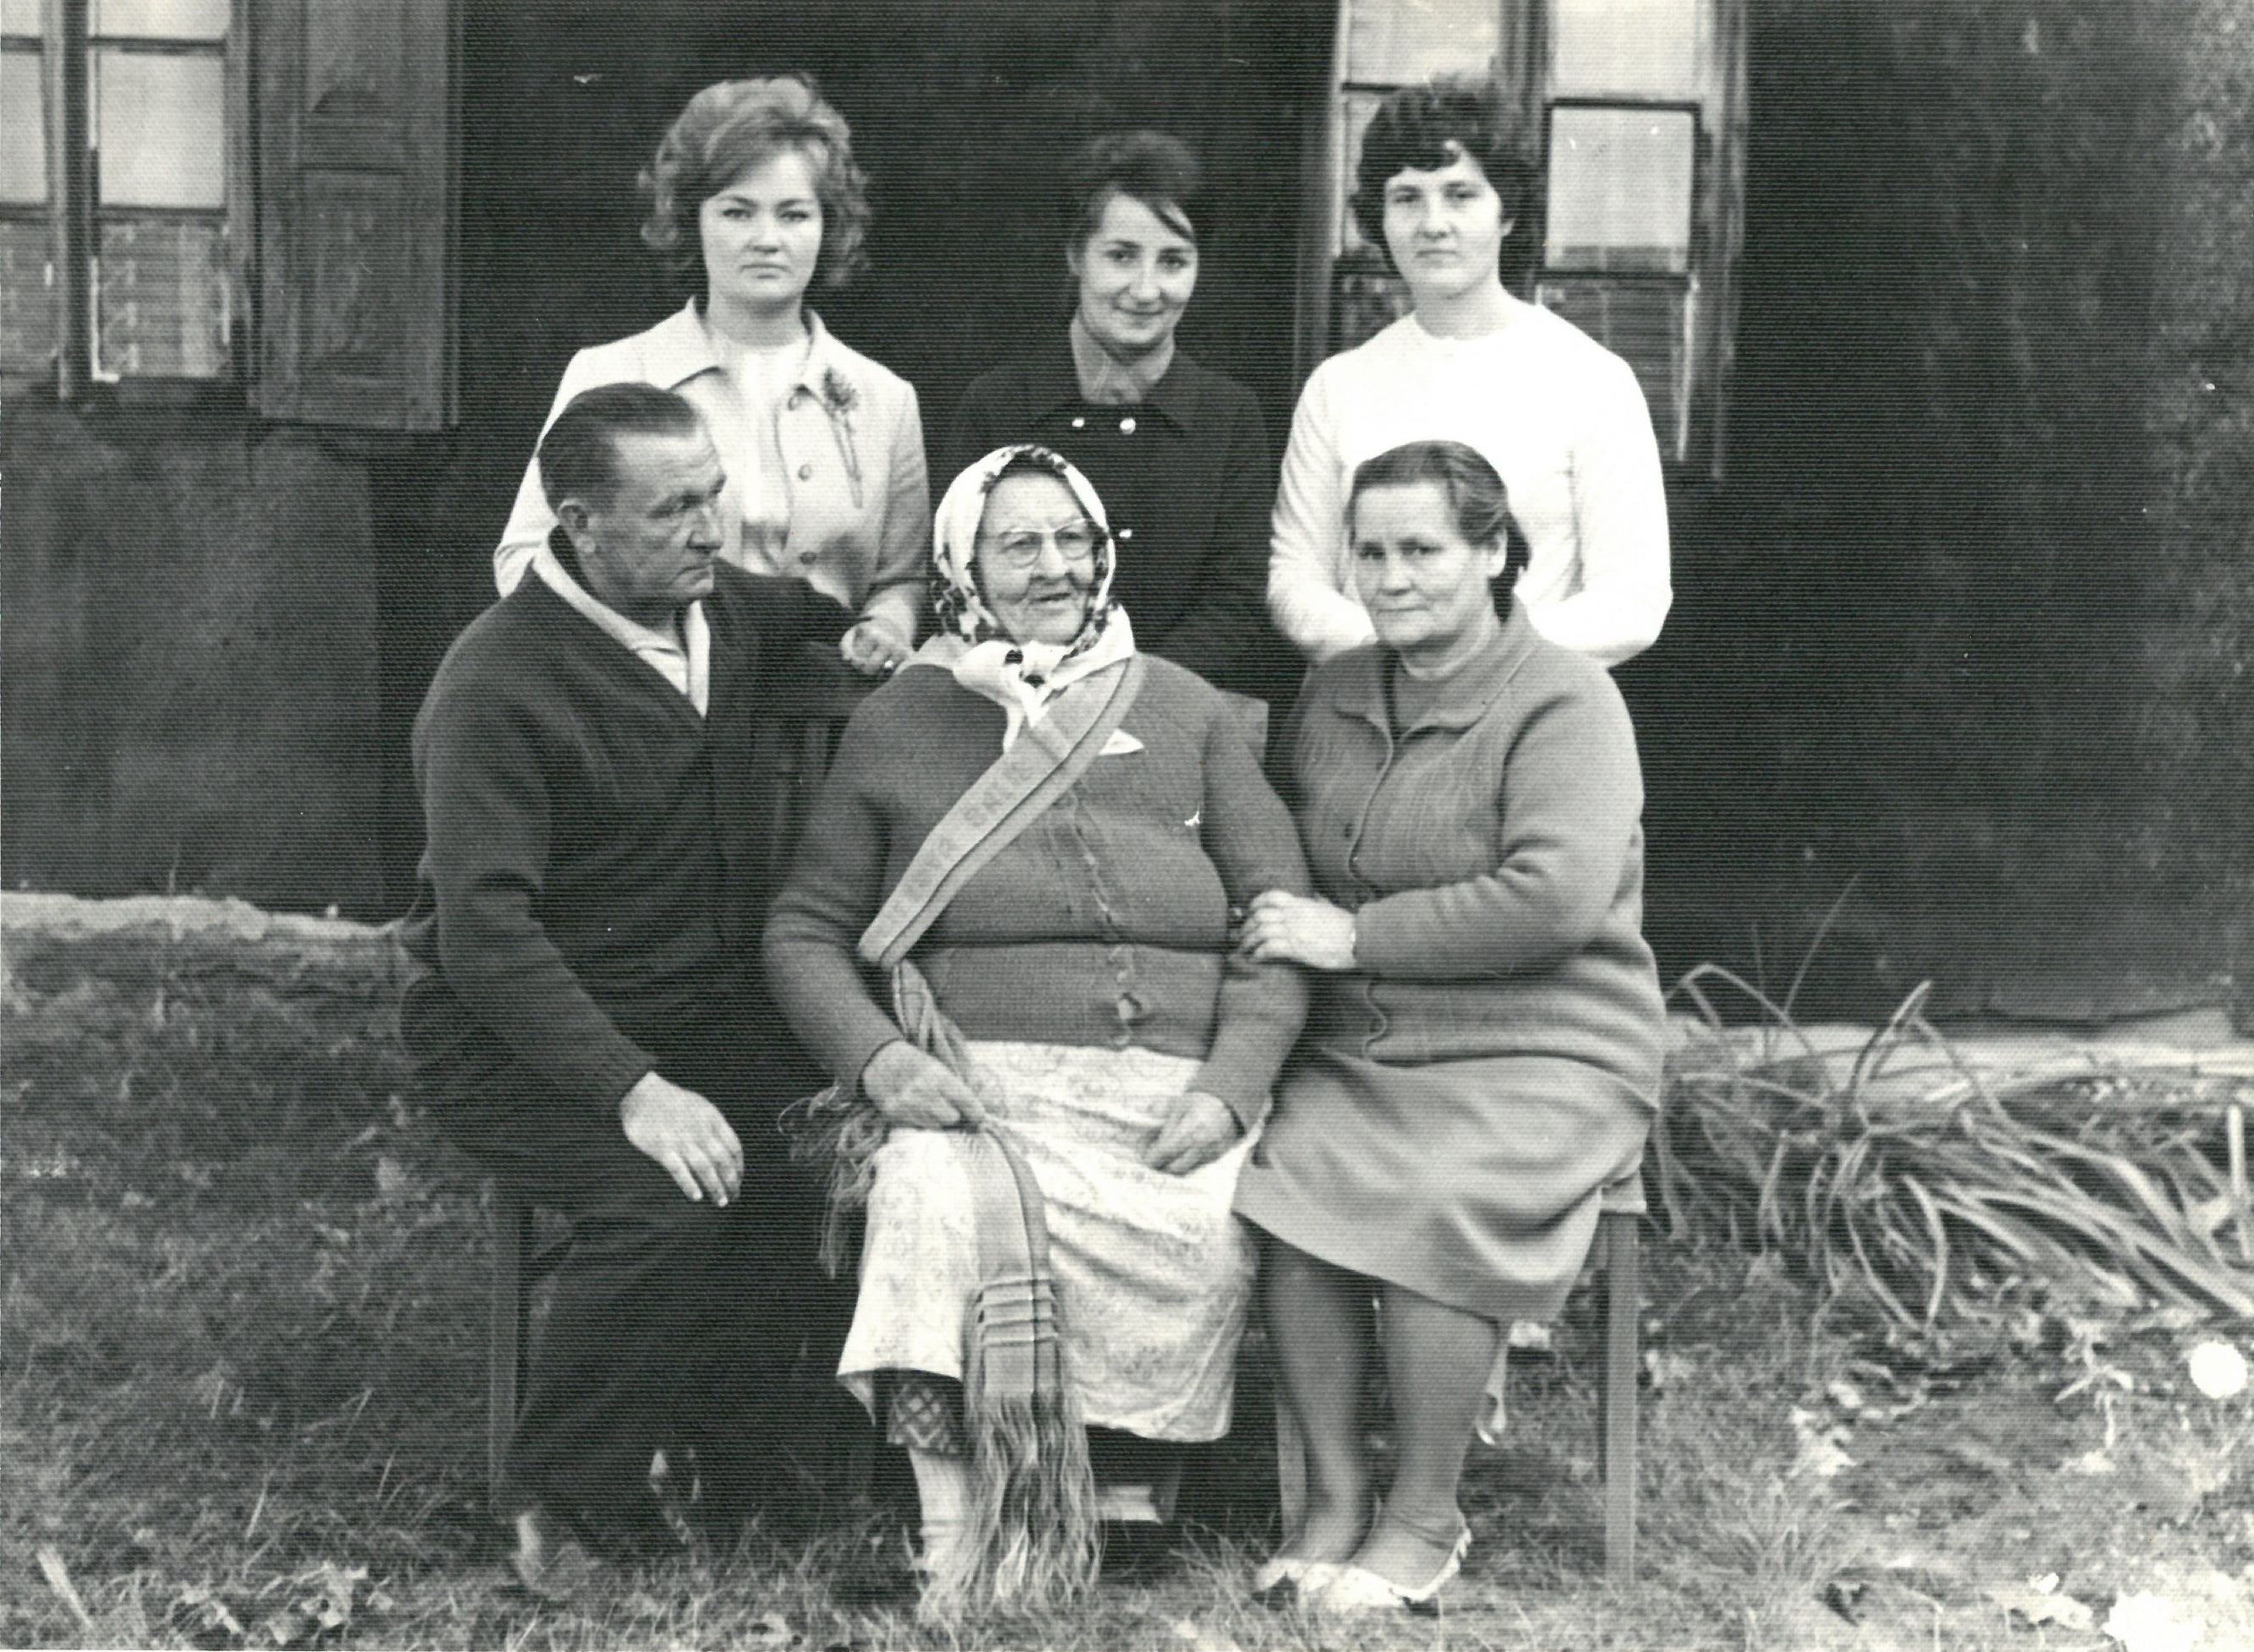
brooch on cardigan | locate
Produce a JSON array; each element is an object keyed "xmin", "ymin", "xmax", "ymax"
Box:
[{"xmin": 819, "ymin": 367, "xmax": 866, "ymax": 508}]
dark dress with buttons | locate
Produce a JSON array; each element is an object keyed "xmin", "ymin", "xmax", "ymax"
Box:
[{"xmin": 944, "ymin": 338, "xmax": 1296, "ymax": 705}]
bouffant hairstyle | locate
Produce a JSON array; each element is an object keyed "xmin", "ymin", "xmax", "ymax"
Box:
[
  {"xmin": 1061, "ymin": 129, "xmax": 1209, "ymax": 251},
  {"xmin": 538, "ymin": 383, "xmax": 705, "ymax": 514},
  {"xmin": 1351, "ymin": 79, "xmax": 1539, "ymax": 291},
  {"xmin": 1347, "ymin": 439, "xmax": 1532, "ymax": 596},
  {"xmin": 638, "ymin": 74, "xmax": 872, "ymax": 292}
]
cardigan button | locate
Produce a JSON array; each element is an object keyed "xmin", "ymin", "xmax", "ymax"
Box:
[
  {"xmin": 799, "ymin": 551, "xmax": 817, "ymax": 565},
  {"xmin": 797, "ymin": 463, "xmax": 814, "ymax": 480},
  {"xmin": 1070, "ymin": 416, "xmax": 1087, "ymax": 430},
  {"xmin": 1119, "ymin": 416, "xmax": 1138, "ymax": 434}
]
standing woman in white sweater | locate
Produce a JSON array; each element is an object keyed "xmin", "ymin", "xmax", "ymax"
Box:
[
  {"xmin": 494, "ymin": 75, "xmax": 926, "ymax": 676},
  {"xmin": 1268, "ymin": 81, "xmax": 1671, "ymax": 670}
]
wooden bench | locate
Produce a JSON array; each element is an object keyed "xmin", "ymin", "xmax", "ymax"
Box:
[{"xmin": 1272, "ymin": 1203, "xmax": 1645, "ymax": 1586}]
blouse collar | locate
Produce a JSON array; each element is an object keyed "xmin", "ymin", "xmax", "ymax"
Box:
[
  {"xmin": 1019, "ymin": 330, "xmax": 1203, "ymax": 433},
  {"xmin": 642, "ymin": 299, "xmax": 858, "ymax": 405},
  {"xmin": 1324, "ymin": 601, "xmax": 1542, "ymax": 735},
  {"xmin": 1068, "ymin": 311, "xmax": 1175, "ymax": 405}
]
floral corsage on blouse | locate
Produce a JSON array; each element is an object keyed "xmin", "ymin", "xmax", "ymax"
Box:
[{"xmin": 819, "ymin": 367, "xmax": 865, "ymax": 507}]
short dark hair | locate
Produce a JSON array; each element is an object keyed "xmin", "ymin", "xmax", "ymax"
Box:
[
  {"xmin": 638, "ymin": 74, "xmax": 873, "ymax": 292},
  {"xmin": 1347, "ymin": 439, "xmax": 1531, "ymax": 593},
  {"xmin": 1352, "ymin": 79, "xmax": 1538, "ymax": 290},
  {"xmin": 1062, "ymin": 129, "xmax": 1208, "ymax": 250},
  {"xmin": 538, "ymin": 383, "xmax": 705, "ymax": 514}
]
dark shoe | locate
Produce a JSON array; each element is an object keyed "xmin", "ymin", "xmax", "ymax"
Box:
[{"xmin": 509, "ymin": 1506, "xmax": 600, "ymax": 1603}]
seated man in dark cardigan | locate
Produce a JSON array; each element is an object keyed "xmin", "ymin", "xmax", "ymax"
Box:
[{"xmin": 396, "ymin": 382, "xmax": 854, "ymax": 1596}]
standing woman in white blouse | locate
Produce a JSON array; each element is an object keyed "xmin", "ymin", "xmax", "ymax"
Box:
[
  {"xmin": 1268, "ymin": 80, "xmax": 1671, "ymax": 670},
  {"xmin": 495, "ymin": 75, "xmax": 925, "ymax": 676}
]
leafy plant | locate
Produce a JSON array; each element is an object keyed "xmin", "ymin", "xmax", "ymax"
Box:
[{"xmin": 1657, "ymin": 964, "xmax": 2254, "ymax": 1334}]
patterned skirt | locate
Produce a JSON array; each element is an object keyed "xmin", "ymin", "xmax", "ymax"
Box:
[{"xmin": 838, "ymin": 1040, "xmax": 1260, "ymax": 1444}]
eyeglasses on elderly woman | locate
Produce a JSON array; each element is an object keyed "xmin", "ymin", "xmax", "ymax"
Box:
[{"xmin": 976, "ymin": 521, "xmax": 1107, "ymax": 570}]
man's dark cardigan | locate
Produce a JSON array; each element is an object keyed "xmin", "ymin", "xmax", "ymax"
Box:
[{"xmin": 397, "ymin": 562, "xmax": 853, "ymax": 1114}]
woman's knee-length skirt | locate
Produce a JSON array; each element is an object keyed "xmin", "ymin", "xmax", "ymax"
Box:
[
  {"xmin": 838, "ymin": 1040, "xmax": 1259, "ymax": 1442},
  {"xmin": 1233, "ymin": 1047, "xmax": 1651, "ymax": 1325}
]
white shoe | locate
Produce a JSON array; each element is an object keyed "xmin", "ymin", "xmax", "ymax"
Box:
[
  {"xmin": 1252, "ymin": 1496, "xmax": 1380, "ymax": 1600},
  {"xmin": 1301, "ymin": 1525, "xmax": 1471, "ymax": 1617}
]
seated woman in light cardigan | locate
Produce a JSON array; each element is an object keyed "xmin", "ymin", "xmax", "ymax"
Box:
[
  {"xmin": 494, "ymin": 74, "xmax": 925, "ymax": 677},
  {"xmin": 1237, "ymin": 439, "xmax": 1664, "ymax": 1617}
]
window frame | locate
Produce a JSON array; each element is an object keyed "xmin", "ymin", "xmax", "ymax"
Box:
[
  {"xmin": 1536, "ymin": 95, "xmax": 1704, "ymax": 281},
  {"xmin": 5, "ymin": 0, "xmax": 254, "ymax": 409}
]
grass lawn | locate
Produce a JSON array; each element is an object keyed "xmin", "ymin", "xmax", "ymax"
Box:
[{"xmin": 6, "ymin": 902, "xmax": 2254, "ymax": 1649}]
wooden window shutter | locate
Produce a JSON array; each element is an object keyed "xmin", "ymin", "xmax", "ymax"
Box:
[{"xmin": 254, "ymin": 0, "xmax": 456, "ymax": 429}]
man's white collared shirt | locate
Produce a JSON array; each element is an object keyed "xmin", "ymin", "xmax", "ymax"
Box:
[{"xmin": 532, "ymin": 543, "xmax": 711, "ymax": 717}]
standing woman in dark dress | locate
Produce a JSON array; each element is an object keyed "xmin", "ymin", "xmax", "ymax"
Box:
[{"xmin": 944, "ymin": 132, "xmax": 1289, "ymax": 703}]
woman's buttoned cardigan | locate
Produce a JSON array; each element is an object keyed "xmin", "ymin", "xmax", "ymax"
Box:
[
  {"xmin": 761, "ymin": 654, "xmax": 1311, "ymax": 1130},
  {"xmin": 1284, "ymin": 605, "xmax": 1665, "ymax": 1096},
  {"xmin": 495, "ymin": 303, "xmax": 929, "ymax": 648}
]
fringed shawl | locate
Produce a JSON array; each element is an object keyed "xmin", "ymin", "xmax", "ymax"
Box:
[{"xmin": 786, "ymin": 646, "xmax": 1147, "ymax": 1619}]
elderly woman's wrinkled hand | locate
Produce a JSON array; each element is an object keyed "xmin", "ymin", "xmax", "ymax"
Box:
[
  {"xmin": 861, "ymin": 1039, "xmax": 988, "ymax": 1130},
  {"xmin": 1238, "ymin": 889, "xmax": 1359, "ymax": 972},
  {"xmin": 1143, "ymin": 1090, "xmax": 1241, "ymax": 1176}
]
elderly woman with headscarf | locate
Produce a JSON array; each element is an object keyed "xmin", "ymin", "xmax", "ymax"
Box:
[{"xmin": 763, "ymin": 444, "xmax": 1310, "ymax": 1619}]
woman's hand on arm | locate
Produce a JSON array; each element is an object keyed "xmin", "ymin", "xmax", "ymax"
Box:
[
  {"xmin": 1143, "ymin": 1090, "xmax": 1242, "ymax": 1175},
  {"xmin": 860, "ymin": 1039, "xmax": 986, "ymax": 1130},
  {"xmin": 839, "ymin": 617, "xmax": 911, "ymax": 677},
  {"xmin": 1237, "ymin": 889, "xmax": 1358, "ymax": 971}
]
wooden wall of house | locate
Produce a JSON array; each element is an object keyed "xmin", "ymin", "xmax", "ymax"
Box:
[
  {"xmin": 0, "ymin": 409, "xmax": 385, "ymax": 913},
  {"xmin": 1621, "ymin": 0, "xmax": 2254, "ymax": 996}
]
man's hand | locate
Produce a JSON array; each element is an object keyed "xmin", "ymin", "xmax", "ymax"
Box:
[
  {"xmin": 1237, "ymin": 889, "xmax": 1360, "ymax": 971},
  {"xmin": 619, "ymin": 1071, "xmax": 743, "ymax": 1205},
  {"xmin": 840, "ymin": 619, "xmax": 911, "ymax": 679},
  {"xmin": 861, "ymin": 1040, "xmax": 986, "ymax": 1129},
  {"xmin": 1143, "ymin": 1090, "xmax": 1242, "ymax": 1175}
]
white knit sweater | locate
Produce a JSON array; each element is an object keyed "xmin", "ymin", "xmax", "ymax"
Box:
[{"xmin": 1267, "ymin": 306, "xmax": 1672, "ymax": 668}]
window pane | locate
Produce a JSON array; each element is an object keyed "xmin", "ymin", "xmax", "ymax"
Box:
[
  {"xmin": 1345, "ymin": 0, "xmax": 1500, "ymax": 83},
  {"xmin": 96, "ymin": 215, "xmax": 227, "ymax": 377},
  {"xmin": 1537, "ymin": 276, "xmax": 1686, "ymax": 459},
  {"xmin": 92, "ymin": 0, "xmax": 231, "ymax": 41},
  {"xmin": 1545, "ymin": 105, "xmax": 1695, "ymax": 274},
  {"xmin": 0, "ymin": 215, "xmax": 55, "ymax": 373},
  {"xmin": 95, "ymin": 46, "xmax": 226, "ymax": 208},
  {"xmin": 1, "ymin": 48, "xmax": 45, "ymax": 205},
  {"xmin": 1552, "ymin": 0, "xmax": 1700, "ymax": 100},
  {"xmin": 1, "ymin": 0, "xmax": 43, "ymax": 34}
]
